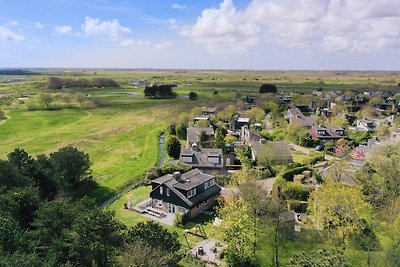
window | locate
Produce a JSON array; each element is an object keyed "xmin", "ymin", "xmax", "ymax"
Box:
[
  {"xmin": 204, "ymin": 179, "xmax": 215, "ymax": 190},
  {"xmin": 205, "ymin": 200, "xmax": 208, "ymax": 205},
  {"xmin": 166, "ymin": 188, "xmax": 170, "ymax": 196},
  {"xmin": 188, "ymin": 188, "xmax": 197, "ymax": 198},
  {"xmin": 179, "ymin": 207, "xmax": 186, "ymax": 214},
  {"xmin": 160, "ymin": 186, "xmax": 163, "ymax": 195}
]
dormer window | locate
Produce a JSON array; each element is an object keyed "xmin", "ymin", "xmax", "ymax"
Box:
[
  {"xmin": 204, "ymin": 179, "xmax": 215, "ymax": 190},
  {"xmin": 336, "ymin": 130, "xmax": 344, "ymax": 136},
  {"xmin": 317, "ymin": 130, "xmax": 327, "ymax": 136},
  {"xmin": 188, "ymin": 188, "xmax": 196, "ymax": 198}
]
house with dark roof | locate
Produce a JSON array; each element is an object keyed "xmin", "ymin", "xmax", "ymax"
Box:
[
  {"xmin": 150, "ymin": 169, "xmax": 221, "ymax": 221},
  {"xmin": 179, "ymin": 145, "xmax": 226, "ymax": 174},
  {"xmin": 235, "ymin": 117, "xmax": 250, "ymax": 130},
  {"xmin": 286, "ymin": 108, "xmax": 317, "ymax": 128},
  {"xmin": 186, "ymin": 127, "xmax": 215, "ymax": 148},
  {"xmin": 241, "ymin": 126, "xmax": 292, "ymax": 162},
  {"xmin": 310, "ymin": 125, "xmax": 348, "ymax": 144},
  {"xmin": 202, "ymin": 107, "xmax": 217, "ymax": 116}
]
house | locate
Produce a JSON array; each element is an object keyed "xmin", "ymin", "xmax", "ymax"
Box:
[
  {"xmin": 241, "ymin": 126, "xmax": 292, "ymax": 162},
  {"xmin": 150, "ymin": 169, "xmax": 221, "ymax": 221},
  {"xmin": 286, "ymin": 108, "xmax": 317, "ymax": 128},
  {"xmin": 235, "ymin": 117, "xmax": 250, "ymax": 130},
  {"xmin": 310, "ymin": 125, "xmax": 348, "ymax": 143},
  {"xmin": 179, "ymin": 144, "xmax": 226, "ymax": 175},
  {"xmin": 202, "ymin": 107, "xmax": 217, "ymax": 116},
  {"xmin": 193, "ymin": 115, "xmax": 210, "ymax": 124},
  {"xmin": 128, "ymin": 79, "xmax": 149, "ymax": 87},
  {"xmin": 186, "ymin": 127, "xmax": 215, "ymax": 148},
  {"xmin": 349, "ymin": 119, "xmax": 376, "ymax": 132}
]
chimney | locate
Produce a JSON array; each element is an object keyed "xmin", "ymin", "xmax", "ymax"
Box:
[
  {"xmin": 173, "ymin": 171, "xmax": 181, "ymax": 181},
  {"xmin": 259, "ymin": 139, "xmax": 266, "ymax": 144},
  {"xmin": 191, "ymin": 143, "xmax": 199, "ymax": 151}
]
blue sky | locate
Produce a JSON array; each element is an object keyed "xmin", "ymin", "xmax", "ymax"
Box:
[{"xmin": 0, "ymin": 0, "xmax": 399, "ymax": 70}]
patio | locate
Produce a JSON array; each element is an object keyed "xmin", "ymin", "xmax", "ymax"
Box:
[
  {"xmin": 133, "ymin": 198, "xmax": 176, "ymax": 226},
  {"xmin": 190, "ymin": 239, "xmax": 226, "ymax": 264}
]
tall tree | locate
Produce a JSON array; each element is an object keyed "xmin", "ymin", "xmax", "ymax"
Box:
[
  {"xmin": 50, "ymin": 146, "xmax": 92, "ymax": 190},
  {"xmin": 308, "ymin": 181, "xmax": 368, "ymax": 249},
  {"xmin": 367, "ymin": 141, "xmax": 400, "ymax": 222},
  {"xmin": 217, "ymin": 197, "xmax": 258, "ymax": 266},
  {"xmin": 166, "ymin": 135, "xmax": 181, "ymax": 159},
  {"xmin": 124, "ymin": 221, "xmax": 181, "ymax": 265}
]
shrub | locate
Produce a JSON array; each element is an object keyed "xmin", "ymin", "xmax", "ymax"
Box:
[
  {"xmin": 281, "ymin": 166, "xmax": 310, "ymax": 182},
  {"xmin": 282, "ymin": 182, "xmax": 312, "ymax": 201}
]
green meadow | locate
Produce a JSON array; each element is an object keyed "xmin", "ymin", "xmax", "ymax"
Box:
[{"xmin": 0, "ymin": 69, "xmax": 399, "ymax": 203}]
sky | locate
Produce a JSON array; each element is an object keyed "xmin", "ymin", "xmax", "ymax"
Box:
[{"xmin": 0, "ymin": 0, "xmax": 400, "ymax": 70}]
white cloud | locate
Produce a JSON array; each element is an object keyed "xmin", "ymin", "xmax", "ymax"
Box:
[
  {"xmin": 179, "ymin": 0, "xmax": 260, "ymax": 54},
  {"xmin": 155, "ymin": 41, "xmax": 172, "ymax": 49},
  {"xmin": 54, "ymin": 25, "xmax": 73, "ymax": 35},
  {"xmin": 81, "ymin": 16, "xmax": 132, "ymax": 42},
  {"xmin": 0, "ymin": 26, "xmax": 24, "ymax": 42},
  {"xmin": 172, "ymin": 3, "xmax": 187, "ymax": 10},
  {"xmin": 179, "ymin": 0, "xmax": 400, "ymax": 54},
  {"xmin": 5, "ymin": 20, "xmax": 19, "ymax": 27},
  {"xmin": 34, "ymin": 22, "xmax": 44, "ymax": 29}
]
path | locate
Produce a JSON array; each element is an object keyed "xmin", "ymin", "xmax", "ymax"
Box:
[
  {"xmin": 288, "ymin": 142, "xmax": 338, "ymax": 161},
  {"xmin": 262, "ymin": 113, "xmax": 273, "ymax": 133}
]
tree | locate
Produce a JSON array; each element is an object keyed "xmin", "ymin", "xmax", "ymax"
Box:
[
  {"xmin": 166, "ymin": 135, "xmax": 181, "ymax": 159},
  {"xmin": 217, "ymin": 197, "xmax": 257, "ymax": 266},
  {"xmin": 176, "ymin": 123, "xmax": 187, "ymax": 140},
  {"xmin": 38, "ymin": 93, "xmax": 54, "ymax": 109},
  {"xmin": 245, "ymin": 107, "xmax": 266, "ymax": 122},
  {"xmin": 215, "ymin": 127, "xmax": 227, "ymax": 151},
  {"xmin": 259, "ymin": 84, "xmax": 277, "ymax": 94},
  {"xmin": 75, "ymin": 92, "xmax": 87, "ymax": 106},
  {"xmin": 124, "ymin": 221, "xmax": 181, "ymax": 265},
  {"xmin": 0, "ymin": 109, "xmax": 5, "ymax": 120},
  {"xmin": 198, "ymin": 131, "xmax": 208, "ymax": 148},
  {"xmin": 367, "ymin": 141, "xmax": 400, "ymax": 222},
  {"xmin": 47, "ymin": 77, "xmax": 63, "ymax": 89},
  {"xmin": 188, "ymin": 91, "xmax": 198, "ymax": 100},
  {"xmin": 308, "ymin": 181, "xmax": 368, "ymax": 249},
  {"xmin": 50, "ymin": 146, "xmax": 92, "ymax": 190}
]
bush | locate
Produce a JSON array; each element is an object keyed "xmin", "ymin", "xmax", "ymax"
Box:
[
  {"xmin": 174, "ymin": 213, "xmax": 183, "ymax": 227},
  {"xmin": 259, "ymin": 84, "xmax": 277, "ymax": 94},
  {"xmin": 281, "ymin": 166, "xmax": 310, "ymax": 182},
  {"xmin": 189, "ymin": 91, "xmax": 198, "ymax": 100},
  {"xmin": 303, "ymin": 155, "xmax": 325, "ymax": 165},
  {"xmin": 282, "ymin": 182, "xmax": 312, "ymax": 201}
]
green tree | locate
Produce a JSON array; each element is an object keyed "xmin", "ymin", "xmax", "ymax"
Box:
[
  {"xmin": 166, "ymin": 135, "xmax": 181, "ymax": 159},
  {"xmin": 259, "ymin": 84, "xmax": 277, "ymax": 94},
  {"xmin": 47, "ymin": 77, "xmax": 63, "ymax": 89},
  {"xmin": 124, "ymin": 221, "xmax": 181, "ymax": 265},
  {"xmin": 38, "ymin": 93, "xmax": 54, "ymax": 109},
  {"xmin": 198, "ymin": 131, "xmax": 208, "ymax": 148},
  {"xmin": 188, "ymin": 91, "xmax": 198, "ymax": 100},
  {"xmin": 50, "ymin": 146, "xmax": 92, "ymax": 190},
  {"xmin": 308, "ymin": 181, "xmax": 368, "ymax": 249},
  {"xmin": 367, "ymin": 141, "xmax": 400, "ymax": 222},
  {"xmin": 217, "ymin": 197, "xmax": 257, "ymax": 266},
  {"xmin": 245, "ymin": 107, "xmax": 266, "ymax": 122}
]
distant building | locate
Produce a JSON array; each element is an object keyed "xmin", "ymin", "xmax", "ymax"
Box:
[
  {"xmin": 349, "ymin": 119, "xmax": 376, "ymax": 132},
  {"xmin": 286, "ymin": 108, "xmax": 317, "ymax": 128},
  {"xmin": 235, "ymin": 117, "xmax": 250, "ymax": 130},
  {"xmin": 310, "ymin": 125, "xmax": 348, "ymax": 143},
  {"xmin": 186, "ymin": 127, "xmax": 215, "ymax": 148},
  {"xmin": 202, "ymin": 107, "xmax": 217, "ymax": 116}
]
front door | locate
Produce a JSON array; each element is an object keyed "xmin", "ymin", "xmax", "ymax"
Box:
[{"xmin": 168, "ymin": 203, "xmax": 175, "ymax": 213}]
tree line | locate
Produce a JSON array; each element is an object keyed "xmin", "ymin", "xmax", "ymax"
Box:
[
  {"xmin": 47, "ymin": 77, "xmax": 119, "ymax": 89},
  {"xmin": 144, "ymin": 84, "xmax": 177, "ymax": 99}
]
